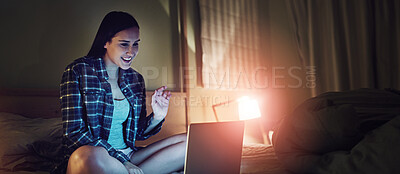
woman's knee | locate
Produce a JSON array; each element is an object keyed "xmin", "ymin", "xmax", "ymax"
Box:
[{"xmin": 67, "ymin": 145, "xmax": 109, "ymax": 173}]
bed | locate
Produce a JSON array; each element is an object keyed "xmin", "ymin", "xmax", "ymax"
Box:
[
  {"xmin": 273, "ymin": 88, "xmax": 400, "ymax": 174},
  {"xmin": 0, "ymin": 88, "xmax": 288, "ymax": 174}
]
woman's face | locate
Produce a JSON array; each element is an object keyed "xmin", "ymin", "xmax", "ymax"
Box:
[{"xmin": 104, "ymin": 27, "xmax": 140, "ymax": 70}]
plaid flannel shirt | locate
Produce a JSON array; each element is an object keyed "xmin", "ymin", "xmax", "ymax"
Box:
[{"xmin": 59, "ymin": 56, "xmax": 164, "ymax": 164}]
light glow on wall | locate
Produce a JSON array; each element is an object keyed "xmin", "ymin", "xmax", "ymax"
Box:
[{"xmin": 238, "ymin": 96, "xmax": 261, "ymax": 121}]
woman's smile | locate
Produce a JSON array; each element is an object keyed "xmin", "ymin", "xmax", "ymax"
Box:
[{"xmin": 121, "ymin": 56, "xmax": 132, "ymax": 63}]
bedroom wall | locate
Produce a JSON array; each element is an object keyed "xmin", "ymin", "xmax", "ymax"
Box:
[
  {"xmin": 0, "ymin": 0, "xmax": 313, "ymax": 143},
  {"xmin": 0, "ymin": 0, "xmax": 180, "ymax": 91},
  {"xmin": 0, "ymin": 0, "xmax": 311, "ymax": 113}
]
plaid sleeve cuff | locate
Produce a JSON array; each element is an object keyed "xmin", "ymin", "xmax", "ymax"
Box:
[
  {"xmin": 137, "ymin": 112, "xmax": 165, "ymax": 140},
  {"xmin": 146, "ymin": 112, "xmax": 165, "ymax": 134}
]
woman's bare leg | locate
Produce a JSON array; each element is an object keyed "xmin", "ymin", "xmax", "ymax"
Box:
[
  {"xmin": 67, "ymin": 145, "xmax": 128, "ymax": 174},
  {"xmin": 131, "ymin": 133, "xmax": 187, "ymax": 173}
]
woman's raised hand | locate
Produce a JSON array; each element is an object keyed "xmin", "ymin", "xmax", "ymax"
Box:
[{"xmin": 151, "ymin": 86, "xmax": 171, "ymax": 120}]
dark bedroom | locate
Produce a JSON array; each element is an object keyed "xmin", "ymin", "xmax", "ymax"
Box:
[{"xmin": 0, "ymin": 0, "xmax": 399, "ymax": 174}]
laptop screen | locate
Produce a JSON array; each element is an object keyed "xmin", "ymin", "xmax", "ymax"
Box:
[{"xmin": 184, "ymin": 121, "xmax": 244, "ymax": 174}]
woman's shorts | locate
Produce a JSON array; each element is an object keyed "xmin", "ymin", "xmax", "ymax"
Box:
[
  {"xmin": 117, "ymin": 146, "xmax": 145, "ymax": 159},
  {"xmin": 118, "ymin": 147, "xmax": 135, "ymax": 159}
]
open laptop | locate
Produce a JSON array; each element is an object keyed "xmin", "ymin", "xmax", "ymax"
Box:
[{"xmin": 184, "ymin": 121, "xmax": 245, "ymax": 174}]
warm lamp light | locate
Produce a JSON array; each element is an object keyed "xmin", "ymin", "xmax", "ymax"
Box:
[
  {"xmin": 212, "ymin": 96, "xmax": 261, "ymax": 122},
  {"xmin": 237, "ymin": 96, "xmax": 261, "ymax": 120}
]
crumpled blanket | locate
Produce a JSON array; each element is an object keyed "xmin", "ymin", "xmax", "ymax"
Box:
[
  {"xmin": 273, "ymin": 88, "xmax": 400, "ymax": 174},
  {"xmin": 0, "ymin": 112, "xmax": 62, "ymax": 173}
]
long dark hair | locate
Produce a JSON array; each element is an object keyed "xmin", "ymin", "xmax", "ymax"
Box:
[{"xmin": 87, "ymin": 11, "xmax": 140, "ymax": 58}]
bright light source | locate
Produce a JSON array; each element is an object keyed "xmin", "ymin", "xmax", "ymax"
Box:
[{"xmin": 238, "ymin": 96, "xmax": 261, "ymax": 120}]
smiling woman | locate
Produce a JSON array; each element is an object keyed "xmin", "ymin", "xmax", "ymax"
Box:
[{"xmin": 57, "ymin": 11, "xmax": 186, "ymax": 174}]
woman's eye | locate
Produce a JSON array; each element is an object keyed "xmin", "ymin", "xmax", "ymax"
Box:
[
  {"xmin": 133, "ymin": 43, "xmax": 139, "ymax": 47},
  {"xmin": 120, "ymin": 43, "xmax": 129, "ymax": 47}
]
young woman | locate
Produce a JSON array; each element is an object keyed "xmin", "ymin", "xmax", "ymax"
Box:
[{"xmin": 58, "ymin": 11, "xmax": 186, "ymax": 174}]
